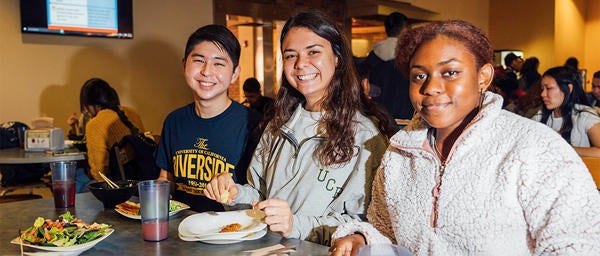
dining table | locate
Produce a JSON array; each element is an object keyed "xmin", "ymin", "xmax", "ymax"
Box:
[
  {"xmin": 0, "ymin": 147, "xmax": 85, "ymax": 164},
  {"xmin": 0, "ymin": 147, "xmax": 86, "ymax": 200},
  {"xmin": 0, "ymin": 193, "xmax": 331, "ymax": 255}
]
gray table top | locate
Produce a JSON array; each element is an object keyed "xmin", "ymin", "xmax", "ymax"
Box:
[
  {"xmin": 0, "ymin": 147, "xmax": 85, "ymax": 164},
  {"xmin": 0, "ymin": 193, "xmax": 330, "ymax": 256}
]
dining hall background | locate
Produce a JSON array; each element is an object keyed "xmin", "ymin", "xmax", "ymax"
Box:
[{"xmin": 2, "ymin": 0, "xmax": 600, "ymax": 136}]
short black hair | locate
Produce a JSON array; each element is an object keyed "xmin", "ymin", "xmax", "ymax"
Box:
[
  {"xmin": 243, "ymin": 78, "xmax": 261, "ymax": 93},
  {"xmin": 504, "ymin": 53, "xmax": 520, "ymax": 67},
  {"xmin": 564, "ymin": 57, "xmax": 579, "ymax": 70},
  {"xmin": 183, "ymin": 25, "xmax": 240, "ymax": 68},
  {"xmin": 385, "ymin": 12, "xmax": 407, "ymax": 37},
  {"xmin": 593, "ymin": 70, "xmax": 600, "ymax": 79}
]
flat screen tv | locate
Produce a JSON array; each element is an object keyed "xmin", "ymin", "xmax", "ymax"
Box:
[{"xmin": 20, "ymin": 0, "xmax": 133, "ymax": 39}]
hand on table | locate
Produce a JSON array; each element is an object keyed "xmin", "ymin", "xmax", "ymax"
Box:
[
  {"xmin": 204, "ymin": 172, "xmax": 238, "ymax": 204},
  {"xmin": 254, "ymin": 198, "xmax": 293, "ymax": 237},
  {"xmin": 330, "ymin": 234, "xmax": 366, "ymax": 256}
]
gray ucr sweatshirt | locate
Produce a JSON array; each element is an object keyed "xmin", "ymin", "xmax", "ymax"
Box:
[{"xmin": 231, "ymin": 105, "xmax": 389, "ymax": 245}]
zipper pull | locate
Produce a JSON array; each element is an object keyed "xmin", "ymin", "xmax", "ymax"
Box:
[
  {"xmin": 439, "ymin": 160, "xmax": 446, "ymax": 175},
  {"xmin": 432, "ymin": 175, "xmax": 441, "ymax": 198}
]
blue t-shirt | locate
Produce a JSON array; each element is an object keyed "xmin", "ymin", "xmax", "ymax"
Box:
[{"xmin": 156, "ymin": 101, "xmax": 259, "ymax": 212}]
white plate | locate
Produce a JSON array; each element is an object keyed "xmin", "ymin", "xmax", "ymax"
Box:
[
  {"xmin": 115, "ymin": 200, "xmax": 190, "ymax": 220},
  {"xmin": 11, "ymin": 229, "xmax": 113, "ymax": 256},
  {"xmin": 178, "ymin": 228, "xmax": 267, "ymax": 244},
  {"xmin": 178, "ymin": 209, "xmax": 266, "ymax": 240}
]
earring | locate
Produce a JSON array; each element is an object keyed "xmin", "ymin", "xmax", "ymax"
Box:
[{"xmin": 478, "ymin": 89, "xmax": 484, "ymax": 109}]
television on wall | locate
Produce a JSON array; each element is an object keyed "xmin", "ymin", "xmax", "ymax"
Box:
[{"xmin": 20, "ymin": 0, "xmax": 133, "ymax": 39}]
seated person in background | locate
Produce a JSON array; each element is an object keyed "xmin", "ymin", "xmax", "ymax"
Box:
[
  {"xmin": 204, "ymin": 10, "xmax": 394, "ymax": 246},
  {"xmin": 330, "ymin": 20, "xmax": 600, "ymax": 255},
  {"xmin": 242, "ymin": 77, "xmax": 274, "ymax": 117},
  {"xmin": 155, "ymin": 25, "xmax": 260, "ymax": 213},
  {"xmin": 533, "ymin": 66, "xmax": 600, "ymax": 157},
  {"xmin": 78, "ymin": 78, "xmax": 146, "ymax": 186},
  {"xmin": 586, "ymin": 70, "xmax": 600, "ymax": 107}
]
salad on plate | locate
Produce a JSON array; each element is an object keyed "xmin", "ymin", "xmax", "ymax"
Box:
[
  {"xmin": 12, "ymin": 211, "xmax": 113, "ymax": 255},
  {"xmin": 17, "ymin": 211, "xmax": 111, "ymax": 247}
]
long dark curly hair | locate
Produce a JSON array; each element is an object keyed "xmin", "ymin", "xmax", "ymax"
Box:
[
  {"xmin": 540, "ymin": 66, "xmax": 592, "ymax": 143},
  {"xmin": 266, "ymin": 10, "xmax": 395, "ymax": 166}
]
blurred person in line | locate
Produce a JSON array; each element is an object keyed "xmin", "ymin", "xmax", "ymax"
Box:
[
  {"xmin": 503, "ymin": 52, "xmax": 523, "ymax": 80},
  {"xmin": 518, "ymin": 56, "xmax": 541, "ymax": 91},
  {"xmin": 75, "ymin": 78, "xmax": 146, "ymax": 190},
  {"xmin": 533, "ymin": 66, "xmax": 600, "ymax": 157},
  {"xmin": 364, "ymin": 12, "xmax": 414, "ymax": 121},
  {"xmin": 330, "ymin": 20, "xmax": 600, "ymax": 255},
  {"xmin": 204, "ymin": 10, "xmax": 395, "ymax": 245},
  {"xmin": 242, "ymin": 77, "xmax": 274, "ymax": 117},
  {"xmin": 155, "ymin": 25, "xmax": 260, "ymax": 213},
  {"xmin": 564, "ymin": 56, "xmax": 579, "ymax": 71},
  {"xmin": 586, "ymin": 70, "xmax": 600, "ymax": 107}
]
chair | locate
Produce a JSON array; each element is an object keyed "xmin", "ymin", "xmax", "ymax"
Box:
[
  {"xmin": 109, "ymin": 134, "xmax": 160, "ymax": 181},
  {"xmin": 581, "ymin": 157, "xmax": 600, "ymax": 190},
  {"xmin": 113, "ymin": 142, "xmax": 136, "ymax": 181}
]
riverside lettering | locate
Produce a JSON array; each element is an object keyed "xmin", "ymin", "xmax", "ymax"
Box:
[{"xmin": 173, "ymin": 153, "xmax": 234, "ymax": 181}]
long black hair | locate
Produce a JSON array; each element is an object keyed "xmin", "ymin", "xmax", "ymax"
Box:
[
  {"xmin": 80, "ymin": 78, "xmax": 138, "ymax": 133},
  {"xmin": 540, "ymin": 66, "xmax": 592, "ymax": 143}
]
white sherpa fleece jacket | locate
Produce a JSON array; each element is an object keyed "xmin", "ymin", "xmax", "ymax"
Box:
[{"xmin": 333, "ymin": 92, "xmax": 600, "ymax": 255}]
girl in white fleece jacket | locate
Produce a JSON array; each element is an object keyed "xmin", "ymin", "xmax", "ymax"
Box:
[{"xmin": 330, "ymin": 20, "xmax": 600, "ymax": 256}]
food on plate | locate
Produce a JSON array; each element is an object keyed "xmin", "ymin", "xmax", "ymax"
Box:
[
  {"xmin": 115, "ymin": 201, "xmax": 140, "ymax": 215},
  {"xmin": 170, "ymin": 201, "xmax": 184, "ymax": 211},
  {"xmin": 246, "ymin": 209, "xmax": 266, "ymax": 220},
  {"xmin": 219, "ymin": 223, "xmax": 242, "ymax": 233},
  {"xmin": 220, "ymin": 191, "xmax": 230, "ymax": 203},
  {"xmin": 19, "ymin": 211, "xmax": 111, "ymax": 247},
  {"xmin": 116, "ymin": 200, "xmax": 184, "ymax": 216}
]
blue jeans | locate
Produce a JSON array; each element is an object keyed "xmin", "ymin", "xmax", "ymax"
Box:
[{"xmin": 75, "ymin": 167, "xmax": 92, "ymax": 193}]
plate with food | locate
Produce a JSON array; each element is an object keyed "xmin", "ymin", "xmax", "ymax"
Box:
[
  {"xmin": 11, "ymin": 211, "xmax": 113, "ymax": 256},
  {"xmin": 115, "ymin": 200, "xmax": 190, "ymax": 220},
  {"xmin": 178, "ymin": 209, "xmax": 266, "ymax": 240},
  {"xmin": 178, "ymin": 228, "xmax": 267, "ymax": 244}
]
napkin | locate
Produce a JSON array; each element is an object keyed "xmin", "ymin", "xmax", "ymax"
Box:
[{"xmin": 243, "ymin": 244, "xmax": 296, "ymax": 256}]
